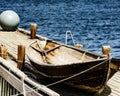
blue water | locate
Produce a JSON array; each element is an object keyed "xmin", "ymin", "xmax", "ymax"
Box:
[{"xmin": 0, "ymin": 0, "xmax": 120, "ymax": 58}]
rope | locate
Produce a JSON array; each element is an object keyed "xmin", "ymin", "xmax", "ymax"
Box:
[{"xmin": 46, "ymin": 59, "xmax": 109, "ymax": 87}]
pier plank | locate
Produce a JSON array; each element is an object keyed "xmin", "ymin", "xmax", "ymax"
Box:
[
  {"xmin": 0, "ymin": 30, "xmax": 60, "ymax": 96},
  {"xmin": 107, "ymin": 71, "xmax": 120, "ymax": 96}
]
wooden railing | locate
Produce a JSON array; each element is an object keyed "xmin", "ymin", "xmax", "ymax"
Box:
[
  {"xmin": 0, "ymin": 57, "xmax": 60, "ymax": 96},
  {"xmin": 0, "ymin": 77, "xmax": 20, "ymax": 96}
]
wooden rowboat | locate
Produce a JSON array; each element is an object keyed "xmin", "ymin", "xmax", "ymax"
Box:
[{"xmin": 27, "ymin": 39, "xmax": 111, "ymax": 94}]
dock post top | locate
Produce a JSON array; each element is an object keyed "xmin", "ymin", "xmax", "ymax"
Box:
[{"xmin": 30, "ymin": 23, "xmax": 37, "ymax": 39}]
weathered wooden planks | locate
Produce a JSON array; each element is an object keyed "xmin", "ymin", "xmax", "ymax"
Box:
[{"xmin": 107, "ymin": 71, "xmax": 120, "ymax": 96}]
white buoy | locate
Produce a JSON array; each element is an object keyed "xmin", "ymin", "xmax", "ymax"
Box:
[{"xmin": 0, "ymin": 10, "xmax": 20, "ymax": 31}]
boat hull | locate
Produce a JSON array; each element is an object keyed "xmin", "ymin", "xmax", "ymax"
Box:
[
  {"xmin": 26, "ymin": 40, "xmax": 112, "ymax": 94},
  {"xmin": 29, "ymin": 58, "xmax": 110, "ymax": 93}
]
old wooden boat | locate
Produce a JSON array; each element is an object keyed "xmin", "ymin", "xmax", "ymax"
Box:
[{"xmin": 27, "ymin": 39, "xmax": 111, "ymax": 93}]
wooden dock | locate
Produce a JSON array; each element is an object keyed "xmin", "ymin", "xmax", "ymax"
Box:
[
  {"xmin": 0, "ymin": 28, "xmax": 59, "ymax": 96},
  {"xmin": 0, "ymin": 28, "xmax": 120, "ymax": 96}
]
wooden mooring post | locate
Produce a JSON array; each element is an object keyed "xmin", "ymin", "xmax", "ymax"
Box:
[
  {"xmin": 75, "ymin": 44, "xmax": 83, "ymax": 49},
  {"xmin": 102, "ymin": 45, "xmax": 111, "ymax": 57},
  {"xmin": 30, "ymin": 23, "xmax": 37, "ymax": 39},
  {"xmin": 0, "ymin": 44, "xmax": 8, "ymax": 59},
  {"xmin": 17, "ymin": 45, "xmax": 25, "ymax": 70}
]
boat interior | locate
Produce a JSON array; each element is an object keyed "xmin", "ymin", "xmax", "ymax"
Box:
[{"xmin": 28, "ymin": 40, "xmax": 106, "ymax": 65}]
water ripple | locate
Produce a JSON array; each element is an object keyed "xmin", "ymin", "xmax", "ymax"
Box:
[{"xmin": 0, "ymin": 0, "xmax": 120, "ymax": 58}]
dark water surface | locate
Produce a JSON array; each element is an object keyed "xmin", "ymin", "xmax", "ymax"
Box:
[{"xmin": 0, "ymin": 0, "xmax": 120, "ymax": 58}]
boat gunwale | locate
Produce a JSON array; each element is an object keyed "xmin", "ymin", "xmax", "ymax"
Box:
[
  {"xmin": 27, "ymin": 41, "xmax": 108, "ymax": 66},
  {"xmin": 28, "ymin": 53, "xmax": 108, "ymax": 67}
]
